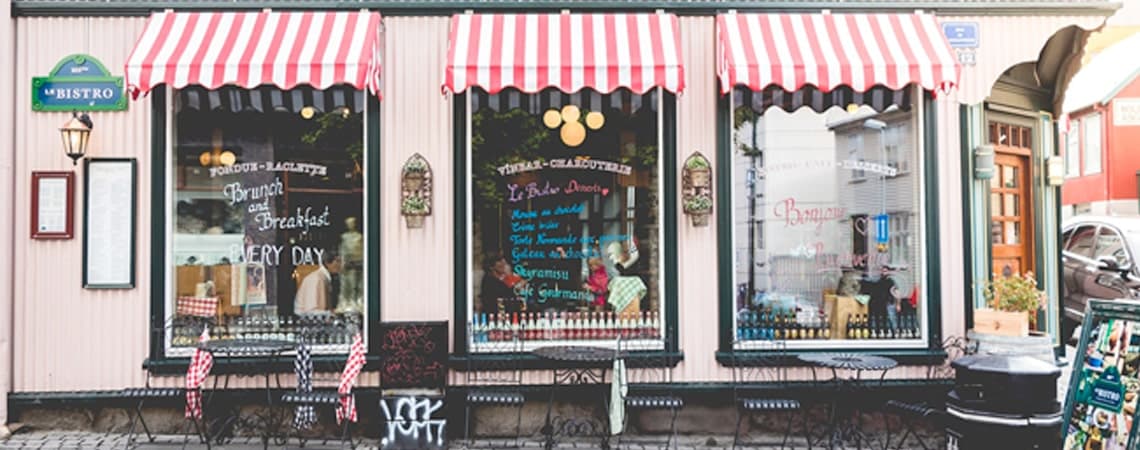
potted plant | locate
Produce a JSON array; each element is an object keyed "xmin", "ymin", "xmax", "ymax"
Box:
[
  {"xmin": 976, "ymin": 272, "xmax": 1047, "ymax": 337},
  {"xmin": 685, "ymin": 156, "xmax": 711, "ymax": 187},
  {"xmin": 683, "ymin": 194, "xmax": 713, "ymax": 227},
  {"xmin": 401, "ymin": 195, "xmax": 429, "ymax": 228},
  {"xmin": 403, "ymin": 156, "xmax": 429, "ymax": 191}
]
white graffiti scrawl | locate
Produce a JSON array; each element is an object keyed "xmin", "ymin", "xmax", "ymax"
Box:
[{"xmin": 380, "ymin": 395, "xmax": 446, "ymax": 449}]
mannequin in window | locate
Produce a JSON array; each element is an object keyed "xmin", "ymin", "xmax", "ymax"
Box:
[
  {"xmin": 336, "ymin": 216, "xmax": 364, "ymax": 315},
  {"xmin": 295, "ymin": 249, "xmax": 342, "ymax": 315}
]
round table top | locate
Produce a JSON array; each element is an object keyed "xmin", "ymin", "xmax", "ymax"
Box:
[
  {"xmin": 533, "ymin": 345, "xmax": 616, "ymax": 363},
  {"xmin": 797, "ymin": 353, "xmax": 898, "ymax": 371}
]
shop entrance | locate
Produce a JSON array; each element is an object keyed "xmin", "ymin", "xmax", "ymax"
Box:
[{"xmin": 989, "ymin": 121, "xmax": 1035, "ymax": 278}]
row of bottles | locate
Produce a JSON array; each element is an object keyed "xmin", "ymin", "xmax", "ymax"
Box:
[
  {"xmin": 172, "ymin": 314, "xmax": 361, "ymax": 347},
  {"xmin": 737, "ymin": 308, "xmax": 830, "ymax": 341},
  {"xmin": 844, "ymin": 313, "xmax": 921, "ymax": 339},
  {"xmin": 471, "ymin": 311, "xmax": 661, "ymax": 343}
]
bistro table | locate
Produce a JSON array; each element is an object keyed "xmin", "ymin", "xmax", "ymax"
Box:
[
  {"xmin": 199, "ymin": 339, "xmax": 296, "ymax": 449},
  {"xmin": 797, "ymin": 353, "xmax": 899, "ymax": 450},
  {"xmin": 533, "ymin": 345, "xmax": 620, "ymax": 450}
]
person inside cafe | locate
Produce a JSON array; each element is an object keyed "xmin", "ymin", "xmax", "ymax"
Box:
[
  {"xmin": 863, "ymin": 264, "xmax": 902, "ymax": 329},
  {"xmin": 478, "ymin": 253, "xmax": 527, "ymax": 314},
  {"xmin": 295, "ymin": 248, "xmax": 342, "ymax": 315}
]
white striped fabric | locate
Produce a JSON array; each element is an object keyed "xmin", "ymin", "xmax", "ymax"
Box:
[
  {"xmin": 716, "ymin": 13, "xmax": 959, "ymax": 95},
  {"xmin": 444, "ymin": 13, "xmax": 685, "ymax": 94},
  {"xmin": 125, "ymin": 11, "xmax": 383, "ymax": 97}
]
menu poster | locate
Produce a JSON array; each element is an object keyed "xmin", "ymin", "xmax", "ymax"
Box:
[
  {"xmin": 1063, "ymin": 299, "xmax": 1140, "ymax": 450},
  {"xmin": 83, "ymin": 158, "xmax": 137, "ymax": 289},
  {"xmin": 31, "ymin": 171, "xmax": 74, "ymax": 239}
]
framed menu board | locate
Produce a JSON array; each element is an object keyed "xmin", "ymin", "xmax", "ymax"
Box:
[
  {"xmin": 1063, "ymin": 299, "xmax": 1140, "ymax": 450},
  {"xmin": 30, "ymin": 171, "xmax": 75, "ymax": 239},
  {"xmin": 83, "ymin": 158, "xmax": 137, "ymax": 289}
]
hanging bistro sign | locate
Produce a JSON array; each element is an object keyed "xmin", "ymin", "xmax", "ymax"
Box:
[{"xmin": 32, "ymin": 54, "xmax": 127, "ymax": 112}]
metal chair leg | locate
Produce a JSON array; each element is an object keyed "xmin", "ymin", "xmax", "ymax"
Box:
[
  {"xmin": 465, "ymin": 403, "xmax": 474, "ymax": 447},
  {"xmin": 514, "ymin": 401, "xmax": 524, "ymax": 448},
  {"xmin": 668, "ymin": 407, "xmax": 680, "ymax": 450},
  {"xmin": 732, "ymin": 409, "xmax": 745, "ymax": 450},
  {"xmin": 780, "ymin": 411, "xmax": 795, "ymax": 450}
]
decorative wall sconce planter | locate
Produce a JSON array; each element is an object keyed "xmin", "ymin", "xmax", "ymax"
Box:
[
  {"xmin": 682, "ymin": 152, "xmax": 713, "ymax": 227},
  {"xmin": 401, "ymin": 153, "xmax": 433, "ymax": 229}
]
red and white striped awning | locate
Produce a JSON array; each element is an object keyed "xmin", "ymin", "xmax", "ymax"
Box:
[
  {"xmin": 125, "ymin": 11, "xmax": 383, "ymax": 97},
  {"xmin": 716, "ymin": 13, "xmax": 959, "ymax": 95},
  {"xmin": 444, "ymin": 13, "xmax": 685, "ymax": 95}
]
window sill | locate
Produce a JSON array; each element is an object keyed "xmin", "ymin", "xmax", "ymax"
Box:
[
  {"xmin": 450, "ymin": 351, "xmax": 684, "ymax": 371},
  {"xmin": 715, "ymin": 347, "xmax": 948, "ymax": 367},
  {"xmin": 143, "ymin": 355, "xmax": 382, "ymax": 375}
]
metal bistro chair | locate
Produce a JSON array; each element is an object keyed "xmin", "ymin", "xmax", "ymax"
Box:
[
  {"xmin": 121, "ymin": 317, "xmax": 211, "ymax": 449},
  {"xmin": 883, "ymin": 336, "xmax": 977, "ymax": 450},
  {"xmin": 730, "ymin": 339, "xmax": 808, "ymax": 450},
  {"xmin": 463, "ymin": 323, "xmax": 526, "ymax": 448},
  {"xmin": 281, "ymin": 329, "xmax": 366, "ymax": 449},
  {"xmin": 614, "ymin": 330, "xmax": 683, "ymax": 450}
]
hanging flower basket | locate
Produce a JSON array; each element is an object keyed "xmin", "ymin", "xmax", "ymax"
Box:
[
  {"xmin": 403, "ymin": 172, "xmax": 425, "ymax": 191},
  {"xmin": 404, "ymin": 214, "xmax": 425, "ymax": 229},
  {"xmin": 690, "ymin": 213, "xmax": 710, "ymax": 227}
]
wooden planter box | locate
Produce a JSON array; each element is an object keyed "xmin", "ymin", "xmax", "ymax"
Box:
[{"xmin": 973, "ymin": 308, "xmax": 1029, "ymax": 337}]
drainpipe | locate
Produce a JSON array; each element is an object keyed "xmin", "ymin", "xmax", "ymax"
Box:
[{"xmin": 0, "ymin": 0, "xmax": 13, "ymax": 437}]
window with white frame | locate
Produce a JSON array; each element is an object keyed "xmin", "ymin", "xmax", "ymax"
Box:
[
  {"xmin": 167, "ymin": 85, "xmax": 366, "ymax": 356},
  {"xmin": 731, "ymin": 88, "xmax": 925, "ymax": 348},
  {"xmin": 1084, "ymin": 114, "xmax": 1102, "ymax": 175},
  {"xmin": 1066, "ymin": 127, "xmax": 1080, "ymax": 178}
]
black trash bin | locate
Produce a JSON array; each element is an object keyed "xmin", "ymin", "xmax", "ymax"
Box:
[{"xmin": 945, "ymin": 354, "xmax": 1062, "ymax": 449}]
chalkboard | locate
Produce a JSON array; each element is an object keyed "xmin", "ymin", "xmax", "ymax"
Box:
[
  {"xmin": 1062, "ymin": 299, "xmax": 1140, "ymax": 450},
  {"xmin": 379, "ymin": 321, "xmax": 448, "ymax": 389}
]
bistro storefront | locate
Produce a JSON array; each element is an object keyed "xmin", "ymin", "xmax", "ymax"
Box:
[{"xmin": 0, "ymin": 0, "xmax": 1123, "ymax": 441}]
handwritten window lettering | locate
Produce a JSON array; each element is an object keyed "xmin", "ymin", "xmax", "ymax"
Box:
[
  {"xmin": 468, "ymin": 88, "xmax": 663, "ymax": 350},
  {"xmin": 169, "ymin": 86, "xmax": 366, "ymax": 355},
  {"xmin": 731, "ymin": 89, "xmax": 925, "ymax": 346}
]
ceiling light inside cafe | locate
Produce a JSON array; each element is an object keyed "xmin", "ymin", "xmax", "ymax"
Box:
[
  {"xmin": 560, "ymin": 104, "xmax": 580, "ymax": 123},
  {"xmin": 561, "ymin": 121, "xmax": 586, "ymax": 147},
  {"xmin": 586, "ymin": 111, "xmax": 605, "ymax": 130},
  {"xmin": 300, "ymin": 106, "xmax": 316, "ymax": 120},
  {"xmin": 543, "ymin": 109, "xmax": 562, "ymax": 129}
]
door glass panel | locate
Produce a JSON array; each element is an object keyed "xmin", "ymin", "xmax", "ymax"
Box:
[
  {"xmin": 1004, "ymin": 166, "xmax": 1017, "ymax": 188},
  {"xmin": 1004, "ymin": 194, "xmax": 1018, "ymax": 217},
  {"xmin": 992, "ymin": 221, "xmax": 1003, "ymax": 244},
  {"xmin": 991, "ymin": 193, "xmax": 1001, "ymax": 217},
  {"xmin": 1004, "ymin": 221, "xmax": 1019, "ymax": 244}
]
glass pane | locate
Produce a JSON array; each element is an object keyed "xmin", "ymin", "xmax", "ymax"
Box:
[
  {"xmin": 1003, "ymin": 166, "xmax": 1017, "ymax": 188},
  {"xmin": 992, "ymin": 221, "xmax": 1003, "ymax": 244},
  {"xmin": 469, "ymin": 88, "xmax": 662, "ymax": 350},
  {"xmin": 730, "ymin": 90, "xmax": 922, "ymax": 344},
  {"xmin": 991, "ymin": 193, "xmax": 1001, "ymax": 217},
  {"xmin": 1004, "ymin": 221, "xmax": 1020, "ymax": 244},
  {"xmin": 171, "ymin": 86, "xmax": 366, "ymax": 355},
  {"xmin": 1004, "ymin": 194, "xmax": 1018, "ymax": 217}
]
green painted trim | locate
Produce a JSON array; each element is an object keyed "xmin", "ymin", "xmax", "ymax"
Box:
[
  {"xmin": 31, "ymin": 77, "xmax": 127, "ymax": 112},
  {"xmin": 148, "ymin": 91, "xmax": 167, "ymax": 363},
  {"xmin": 10, "ymin": 0, "xmax": 1122, "ymax": 17},
  {"xmin": 923, "ymin": 92, "xmax": 943, "ymax": 347},
  {"xmin": 452, "ymin": 92, "xmax": 469, "ymax": 356},
  {"xmin": 46, "ymin": 53, "xmax": 114, "ymax": 76},
  {"xmin": 143, "ymin": 355, "xmax": 384, "ymax": 375},
  {"xmin": 450, "ymin": 91, "xmax": 680, "ymax": 354},
  {"xmin": 367, "ymin": 94, "xmax": 382, "ymax": 351},
  {"xmin": 715, "ymin": 347, "xmax": 949, "ymax": 367},
  {"xmin": 716, "ymin": 93, "xmax": 733, "ymax": 353},
  {"xmin": 663, "ymin": 93, "xmax": 679, "ymax": 352},
  {"xmin": 959, "ymin": 105, "xmax": 974, "ymax": 331},
  {"xmin": 450, "ymin": 351, "xmax": 684, "ymax": 371}
]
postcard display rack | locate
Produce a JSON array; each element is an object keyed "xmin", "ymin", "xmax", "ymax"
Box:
[{"xmin": 1063, "ymin": 299, "xmax": 1140, "ymax": 450}]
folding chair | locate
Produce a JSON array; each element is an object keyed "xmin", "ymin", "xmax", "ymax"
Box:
[
  {"xmin": 729, "ymin": 340, "xmax": 809, "ymax": 450},
  {"xmin": 614, "ymin": 329, "xmax": 683, "ymax": 450},
  {"xmin": 122, "ymin": 317, "xmax": 211, "ymax": 449},
  {"xmin": 463, "ymin": 323, "xmax": 525, "ymax": 448},
  {"xmin": 282, "ymin": 332, "xmax": 367, "ymax": 449},
  {"xmin": 883, "ymin": 336, "xmax": 976, "ymax": 450}
]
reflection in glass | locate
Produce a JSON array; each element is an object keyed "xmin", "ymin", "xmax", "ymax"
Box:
[
  {"xmin": 730, "ymin": 87, "xmax": 923, "ymax": 346},
  {"xmin": 991, "ymin": 193, "xmax": 1001, "ymax": 217},
  {"xmin": 1004, "ymin": 194, "xmax": 1018, "ymax": 217},
  {"xmin": 1005, "ymin": 221, "xmax": 1020, "ymax": 245},
  {"xmin": 1004, "ymin": 166, "xmax": 1017, "ymax": 188},
  {"xmin": 170, "ymin": 86, "xmax": 365, "ymax": 354}
]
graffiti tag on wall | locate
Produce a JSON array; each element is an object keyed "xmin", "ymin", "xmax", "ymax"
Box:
[{"xmin": 380, "ymin": 395, "xmax": 446, "ymax": 449}]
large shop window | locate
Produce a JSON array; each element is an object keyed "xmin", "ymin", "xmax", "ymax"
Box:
[
  {"xmin": 466, "ymin": 88, "xmax": 665, "ymax": 352},
  {"xmin": 167, "ymin": 85, "xmax": 366, "ymax": 356},
  {"xmin": 729, "ymin": 88, "xmax": 927, "ymax": 349}
]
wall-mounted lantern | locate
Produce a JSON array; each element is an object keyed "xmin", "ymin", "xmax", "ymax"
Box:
[
  {"xmin": 1046, "ymin": 155, "xmax": 1065, "ymax": 186},
  {"xmin": 400, "ymin": 153, "xmax": 433, "ymax": 228},
  {"xmin": 682, "ymin": 152, "xmax": 713, "ymax": 227},
  {"xmin": 59, "ymin": 111, "xmax": 92, "ymax": 165},
  {"xmin": 974, "ymin": 144, "xmax": 995, "ymax": 180}
]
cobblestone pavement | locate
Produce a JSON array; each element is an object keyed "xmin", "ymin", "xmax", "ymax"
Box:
[{"xmin": 0, "ymin": 430, "xmax": 943, "ymax": 449}]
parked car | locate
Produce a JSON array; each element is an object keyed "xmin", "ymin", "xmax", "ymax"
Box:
[{"xmin": 1061, "ymin": 216, "xmax": 1140, "ymax": 339}]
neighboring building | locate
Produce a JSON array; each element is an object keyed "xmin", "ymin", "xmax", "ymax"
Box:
[
  {"xmin": 0, "ymin": 0, "xmax": 1122, "ymax": 439},
  {"xmin": 1062, "ymin": 31, "xmax": 1140, "ymax": 219}
]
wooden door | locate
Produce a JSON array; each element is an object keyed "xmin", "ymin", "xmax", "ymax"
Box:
[{"xmin": 990, "ymin": 121, "xmax": 1034, "ymax": 278}]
